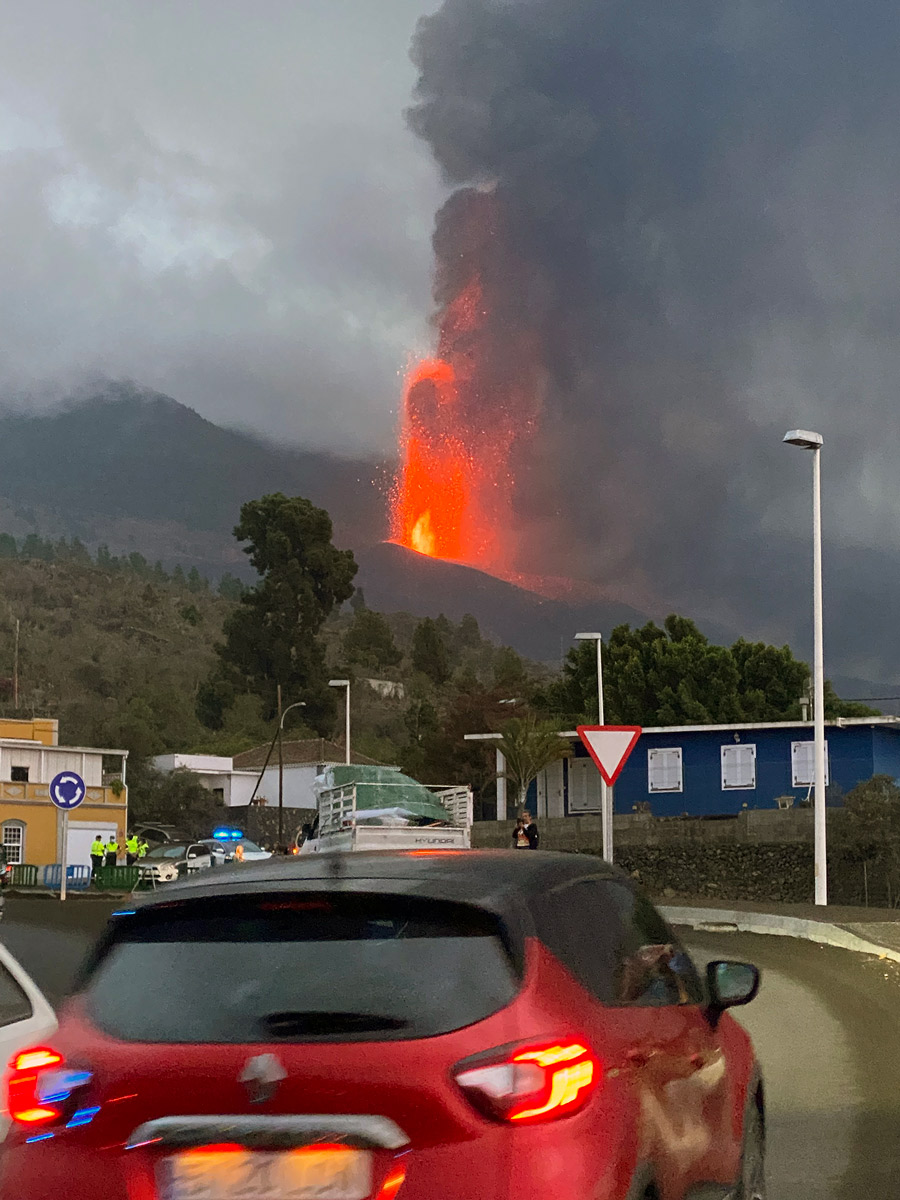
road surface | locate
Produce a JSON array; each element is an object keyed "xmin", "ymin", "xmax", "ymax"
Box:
[
  {"xmin": 689, "ymin": 928, "xmax": 900, "ymax": 1200},
  {"xmin": 3, "ymin": 901, "xmax": 900, "ymax": 1198}
]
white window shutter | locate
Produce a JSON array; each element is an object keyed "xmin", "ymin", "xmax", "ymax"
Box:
[
  {"xmin": 791, "ymin": 741, "xmax": 829, "ymax": 787},
  {"xmin": 721, "ymin": 744, "xmax": 756, "ymax": 789},
  {"xmin": 648, "ymin": 748, "xmax": 683, "ymax": 793}
]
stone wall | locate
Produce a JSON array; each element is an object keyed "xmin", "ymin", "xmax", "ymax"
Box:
[
  {"xmin": 474, "ymin": 810, "xmax": 873, "ymax": 905},
  {"xmin": 214, "ymin": 805, "xmax": 316, "ymax": 849},
  {"xmin": 616, "ymin": 844, "xmax": 815, "ymax": 903},
  {"xmin": 473, "ymin": 809, "xmax": 844, "ymax": 852}
]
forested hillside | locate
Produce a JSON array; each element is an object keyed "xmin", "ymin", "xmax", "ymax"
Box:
[{"xmin": 0, "ymin": 541, "xmax": 542, "ymax": 796}]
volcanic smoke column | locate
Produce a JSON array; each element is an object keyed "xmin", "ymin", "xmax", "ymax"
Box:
[{"xmin": 391, "ymin": 189, "xmax": 542, "ymax": 572}]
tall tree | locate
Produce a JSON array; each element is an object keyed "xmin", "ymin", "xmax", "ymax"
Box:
[
  {"xmin": 492, "ymin": 645, "xmax": 531, "ymax": 695},
  {"xmin": 411, "ymin": 617, "xmax": 451, "ymax": 687},
  {"xmin": 205, "ymin": 493, "xmax": 357, "ymax": 735},
  {"xmin": 343, "ymin": 608, "xmax": 402, "ymax": 673}
]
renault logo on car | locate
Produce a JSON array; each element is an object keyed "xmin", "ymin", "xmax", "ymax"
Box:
[{"xmin": 239, "ymin": 1053, "xmax": 287, "ymax": 1104}]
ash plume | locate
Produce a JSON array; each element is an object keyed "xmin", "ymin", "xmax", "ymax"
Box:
[{"xmin": 406, "ymin": 0, "xmax": 900, "ymax": 677}]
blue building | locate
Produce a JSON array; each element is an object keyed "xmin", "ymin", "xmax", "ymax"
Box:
[{"xmin": 469, "ymin": 717, "xmax": 900, "ymax": 820}]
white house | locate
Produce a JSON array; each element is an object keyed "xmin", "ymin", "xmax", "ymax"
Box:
[
  {"xmin": 153, "ymin": 740, "xmax": 392, "ymax": 810},
  {"xmin": 151, "ymin": 754, "xmax": 259, "ymax": 806}
]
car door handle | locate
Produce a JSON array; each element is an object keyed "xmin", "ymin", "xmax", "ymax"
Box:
[{"xmin": 625, "ymin": 1048, "xmax": 653, "ymax": 1067}]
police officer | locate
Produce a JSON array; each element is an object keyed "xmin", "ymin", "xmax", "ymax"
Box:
[
  {"xmin": 138, "ymin": 838, "xmax": 149, "ymax": 859},
  {"xmin": 90, "ymin": 835, "xmax": 105, "ymax": 881},
  {"xmin": 125, "ymin": 832, "xmax": 139, "ymax": 866},
  {"xmin": 105, "ymin": 835, "xmax": 119, "ymax": 868}
]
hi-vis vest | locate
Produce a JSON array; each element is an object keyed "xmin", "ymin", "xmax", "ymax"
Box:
[
  {"xmin": 90, "ymin": 840, "xmax": 105, "ymax": 856},
  {"xmin": 126, "ymin": 837, "xmax": 138, "ymax": 854},
  {"xmin": 106, "ymin": 841, "xmax": 119, "ymax": 855}
]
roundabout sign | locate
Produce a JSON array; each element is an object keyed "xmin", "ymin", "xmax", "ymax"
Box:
[{"xmin": 49, "ymin": 771, "xmax": 86, "ymax": 811}]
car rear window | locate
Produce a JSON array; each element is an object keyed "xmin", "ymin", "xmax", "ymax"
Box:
[{"xmin": 78, "ymin": 892, "xmax": 521, "ymax": 1043}]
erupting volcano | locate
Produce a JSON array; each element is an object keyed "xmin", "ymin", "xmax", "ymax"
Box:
[{"xmin": 390, "ymin": 193, "xmax": 541, "ymax": 576}]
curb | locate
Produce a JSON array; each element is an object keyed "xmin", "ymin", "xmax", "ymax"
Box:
[{"xmin": 659, "ymin": 904, "xmax": 900, "ymax": 966}]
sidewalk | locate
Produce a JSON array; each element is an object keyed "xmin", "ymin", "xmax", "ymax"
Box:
[{"xmin": 656, "ymin": 896, "xmax": 900, "ymax": 962}]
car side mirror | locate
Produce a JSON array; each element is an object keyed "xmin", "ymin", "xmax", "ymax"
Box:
[
  {"xmin": 301, "ymin": 823, "xmax": 312, "ymax": 840},
  {"xmin": 706, "ymin": 960, "xmax": 760, "ymax": 1021},
  {"xmin": 188, "ymin": 851, "xmax": 197, "ymax": 858}
]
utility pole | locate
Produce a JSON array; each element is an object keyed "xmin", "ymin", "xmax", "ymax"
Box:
[
  {"xmin": 13, "ymin": 619, "xmax": 19, "ymax": 710},
  {"xmin": 277, "ymin": 684, "xmax": 284, "ymax": 847}
]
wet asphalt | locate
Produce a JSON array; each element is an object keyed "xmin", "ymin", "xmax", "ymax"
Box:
[{"xmin": 2, "ymin": 899, "xmax": 900, "ymax": 1198}]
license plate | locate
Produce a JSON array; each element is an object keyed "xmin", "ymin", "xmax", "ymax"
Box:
[{"xmin": 159, "ymin": 1146, "xmax": 373, "ymax": 1200}]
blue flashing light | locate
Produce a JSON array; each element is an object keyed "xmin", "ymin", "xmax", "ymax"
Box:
[
  {"xmin": 113, "ymin": 909, "xmax": 136, "ymax": 917},
  {"xmin": 26, "ymin": 1132, "xmax": 55, "ymax": 1143},
  {"xmin": 39, "ymin": 1069, "xmax": 93, "ymax": 1105},
  {"xmin": 213, "ymin": 828, "xmax": 243, "ymax": 841},
  {"xmin": 66, "ymin": 1106, "xmax": 101, "ymax": 1129}
]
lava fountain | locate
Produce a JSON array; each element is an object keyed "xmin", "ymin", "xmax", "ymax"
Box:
[{"xmin": 391, "ymin": 198, "xmax": 540, "ymax": 576}]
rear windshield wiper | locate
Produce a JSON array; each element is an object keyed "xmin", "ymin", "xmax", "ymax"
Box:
[{"xmin": 260, "ymin": 1011, "xmax": 410, "ymax": 1037}]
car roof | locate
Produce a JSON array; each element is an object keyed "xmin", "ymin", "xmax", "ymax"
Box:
[{"xmin": 130, "ymin": 850, "xmax": 629, "ymax": 917}]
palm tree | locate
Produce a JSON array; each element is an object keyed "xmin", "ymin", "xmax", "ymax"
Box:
[{"xmin": 497, "ymin": 717, "xmax": 569, "ymax": 814}]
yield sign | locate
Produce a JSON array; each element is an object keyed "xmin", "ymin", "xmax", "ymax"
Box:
[{"xmin": 577, "ymin": 726, "xmax": 642, "ymax": 786}]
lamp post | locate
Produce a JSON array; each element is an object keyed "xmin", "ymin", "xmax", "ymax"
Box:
[
  {"xmin": 575, "ymin": 632, "xmax": 612, "ymax": 863},
  {"xmin": 329, "ymin": 680, "xmax": 351, "ymax": 765},
  {"xmin": 784, "ymin": 429, "xmax": 827, "ymax": 905},
  {"xmin": 496, "ymin": 699, "xmax": 520, "ymax": 820}
]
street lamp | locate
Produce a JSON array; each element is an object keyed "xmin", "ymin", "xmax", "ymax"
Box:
[
  {"xmin": 575, "ymin": 632, "xmax": 612, "ymax": 864},
  {"xmin": 784, "ymin": 428, "xmax": 827, "ymax": 906},
  {"xmin": 329, "ymin": 680, "xmax": 351, "ymax": 765},
  {"xmin": 280, "ymin": 701, "xmax": 307, "ymax": 730}
]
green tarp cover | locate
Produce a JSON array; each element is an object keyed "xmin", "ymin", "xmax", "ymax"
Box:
[{"xmin": 319, "ymin": 764, "xmax": 452, "ymax": 823}]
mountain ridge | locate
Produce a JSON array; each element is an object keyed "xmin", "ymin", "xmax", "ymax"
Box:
[{"xmin": 0, "ymin": 382, "xmax": 387, "ymax": 552}]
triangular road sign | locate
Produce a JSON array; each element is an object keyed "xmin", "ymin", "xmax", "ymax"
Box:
[{"xmin": 577, "ymin": 725, "xmax": 642, "ymax": 787}]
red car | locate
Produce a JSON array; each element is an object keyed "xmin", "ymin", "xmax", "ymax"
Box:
[{"xmin": 0, "ymin": 851, "xmax": 764, "ymax": 1200}]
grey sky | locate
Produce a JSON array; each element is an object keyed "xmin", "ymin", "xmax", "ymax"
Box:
[{"xmin": 0, "ymin": 0, "xmax": 441, "ymax": 453}]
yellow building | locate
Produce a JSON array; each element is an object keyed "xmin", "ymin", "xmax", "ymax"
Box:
[{"xmin": 0, "ymin": 718, "xmax": 128, "ymax": 870}]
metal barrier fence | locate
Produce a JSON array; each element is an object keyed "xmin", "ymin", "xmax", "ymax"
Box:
[
  {"xmin": 93, "ymin": 865, "xmax": 140, "ymax": 891},
  {"xmin": 41, "ymin": 864, "xmax": 92, "ymax": 890},
  {"xmin": 9, "ymin": 864, "xmax": 37, "ymax": 887}
]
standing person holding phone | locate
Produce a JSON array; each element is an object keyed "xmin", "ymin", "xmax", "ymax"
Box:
[{"xmin": 512, "ymin": 812, "xmax": 539, "ymax": 850}]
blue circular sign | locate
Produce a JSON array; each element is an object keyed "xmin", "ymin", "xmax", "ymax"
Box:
[{"xmin": 49, "ymin": 771, "xmax": 86, "ymax": 811}]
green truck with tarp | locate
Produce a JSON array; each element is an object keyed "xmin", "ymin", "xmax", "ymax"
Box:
[{"xmin": 297, "ymin": 765, "xmax": 473, "ymax": 855}]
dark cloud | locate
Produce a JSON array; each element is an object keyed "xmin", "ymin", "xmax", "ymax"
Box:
[
  {"xmin": 0, "ymin": 0, "xmax": 442, "ymax": 453},
  {"xmin": 407, "ymin": 0, "xmax": 900, "ymax": 676}
]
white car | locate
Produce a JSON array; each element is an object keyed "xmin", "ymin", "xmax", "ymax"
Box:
[
  {"xmin": 0, "ymin": 941, "xmax": 57, "ymax": 1139},
  {"xmin": 201, "ymin": 837, "xmax": 272, "ymax": 865},
  {"xmin": 138, "ymin": 842, "xmax": 213, "ymax": 884}
]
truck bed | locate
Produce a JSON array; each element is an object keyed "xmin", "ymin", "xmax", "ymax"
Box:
[{"xmin": 315, "ymin": 824, "xmax": 470, "ymax": 854}]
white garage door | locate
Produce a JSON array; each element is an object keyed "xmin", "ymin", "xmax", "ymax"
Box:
[{"xmin": 67, "ymin": 821, "xmax": 117, "ymax": 869}]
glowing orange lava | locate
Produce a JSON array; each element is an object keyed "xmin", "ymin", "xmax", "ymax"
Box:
[
  {"xmin": 391, "ymin": 270, "xmax": 527, "ymax": 570},
  {"xmin": 392, "ymin": 357, "xmax": 472, "ymax": 561}
]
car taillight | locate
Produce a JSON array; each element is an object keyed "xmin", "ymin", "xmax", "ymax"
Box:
[
  {"xmin": 453, "ymin": 1041, "xmax": 599, "ymax": 1124},
  {"xmin": 8, "ymin": 1048, "xmax": 92, "ymax": 1126}
]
